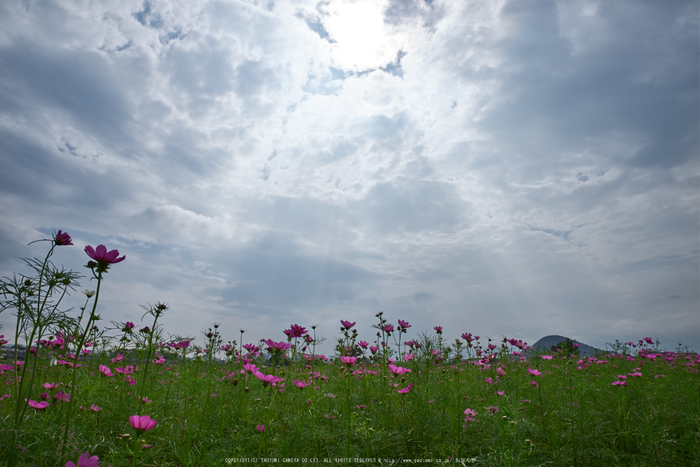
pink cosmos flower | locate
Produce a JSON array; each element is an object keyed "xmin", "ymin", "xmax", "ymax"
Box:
[
  {"xmin": 463, "ymin": 408, "xmax": 477, "ymax": 425},
  {"xmin": 340, "ymin": 356, "xmax": 357, "ymax": 366},
  {"xmin": 381, "ymin": 324, "xmax": 394, "ymax": 333},
  {"xmin": 370, "ymin": 346, "xmax": 378, "ymax": 354},
  {"xmin": 28, "ymin": 400, "xmax": 49, "ymax": 410},
  {"xmin": 99, "ymin": 365, "xmax": 114, "ymax": 377},
  {"xmin": 54, "ymin": 391, "xmax": 70, "ymax": 402},
  {"xmin": 388, "ymin": 363, "xmax": 411, "ymax": 375},
  {"xmin": 129, "ymin": 415, "xmax": 157, "ymax": 432},
  {"xmin": 434, "ymin": 326, "xmax": 442, "ymax": 333},
  {"xmin": 340, "ymin": 320, "xmax": 356, "ymax": 330},
  {"xmin": 285, "ymin": 324, "xmax": 307, "ymax": 338},
  {"xmin": 171, "ymin": 340, "xmax": 190, "ymax": 350},
  {"xmin": 527, "ymin": 368, "xmax": 542, "ymax": 376},
  {"xmin": 111, "ymin": 353, "xmax": 124, "ymax": 363},
  {"xmin": 263, "ymin": 339, "xmax": 293, "ymax": 352},
  {"xmin": 485, "ymin": 377, "xmax": 494, "ymax": 385},
  {"xmin": 243, "ymin": 343, "xmax": 260, "ymax": 353},
  {"xmin": 256, "ymin": 424, "xmax": 265, "ymax": 433},
  {"xmin": 398, "ymin": 319, "xmax": 411, "ymax": 329},
  {"xmin": 65, "ymin": 451, "xmax": 99, "ymax": 467},
  {"xmin": 253, "ymin": 371, "xmax": 284, "ymax": 386},
  {"xmin": 487, "ymin": 406, "xmax": 499, "ymax": 414},
  {"xmin": 293, "ymin": 380, "xmax": 308, "ymax": 389},
  {"xmin": 54, "ymin": 230, "xmax": 73, "ymax": 246},
  {"xmin": 397, "ymin": 382, "xmax": 413, "ymax": 394},
  {"xmin": 358, "ymin": 341, "xmax": 368, "ymax": 348},
  {"xmin": 85, "ymin": 245, "xmax": 126, "ymax": 269},
  {"xmin": 243, "ymin": 363, "xmax": 258, "ymax": 373},
  {"xmin": 541, "ymin": 355, "xmax": 553, "ymax": 360}
]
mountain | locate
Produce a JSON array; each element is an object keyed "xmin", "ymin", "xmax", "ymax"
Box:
[{"xmin": 528, "ymin": 335, "xmax": 602, "ymax": 357}]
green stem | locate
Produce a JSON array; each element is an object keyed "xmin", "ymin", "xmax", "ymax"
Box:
[
  {"xmin": 59, "ymin": 270, "xmax": 102, "ymax": 463},
  {"xmin": 8, "ymin": 298, "xmax": 26, "ymax": 467},
  {"xmin": 138, "ymin": 318, "xmax": 159, "ymax": 408},
  {"xmin": 18, "ymin": 285, "xmax": 70, "ymax": 425},
  {"xmin": 345, "ymin": 368, "xmax": 352, "ymax": 456},
  {"xmin": 569, "ymin": 362, "xmax": 577, "ymax": 467},
  {"xmin": 537, "ymin": 377, "xmax": 545, "ymax": 430},
  {"xmin": 9, "ymin": 245, "xmax": 56, "ymax": 467}
]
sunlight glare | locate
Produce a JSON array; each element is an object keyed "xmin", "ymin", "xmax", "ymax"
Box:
[{"xmin": 323, "ymin": 0, "xmax": 397, "ymax": 72}]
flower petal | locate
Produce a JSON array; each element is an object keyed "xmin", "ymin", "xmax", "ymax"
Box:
[
  {"xmin": 85, "ymin": 245, "xmax": 97, "ymax": 260},
  {"xmin": 95, "ymin": 245, "xmax": 107, "ymax": 258}
]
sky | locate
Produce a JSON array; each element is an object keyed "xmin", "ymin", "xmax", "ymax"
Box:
[{"xmin": 0, "ymin": 0, "xmax": 698, "ymax": 355}]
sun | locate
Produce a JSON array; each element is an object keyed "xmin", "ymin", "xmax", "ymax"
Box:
[{"xmin": 321, "ymin": 0, "xmax": 399, "ymax": 72}]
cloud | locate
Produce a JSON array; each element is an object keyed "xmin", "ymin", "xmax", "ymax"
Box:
[
  {"xmin": 174, "ymin": 229, "xmax": 384, "ymax": 325},
  {"xmin": 350, "ymin": 178, "xmax": 468, "ymax": 234},
  {"xmin": 0, "ymin": 43, "xmax": 133, "ymax": 147},
  {"xmin": 480, "ymin": 0, "xmax": 698, "ymax": 173},
  {"xmin": 0, "ymin": 0, "xmax": 697, "ymax": 353}
]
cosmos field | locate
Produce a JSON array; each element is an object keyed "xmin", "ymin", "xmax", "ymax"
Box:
[{"xmin": 1, "ymin": 233, "xmax": 698, "ymax": 467}]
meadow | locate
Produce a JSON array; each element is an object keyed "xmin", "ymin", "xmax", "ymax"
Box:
[{"xmin": 1, "ymin": 232, "xmax": 698, "ymax": 467}]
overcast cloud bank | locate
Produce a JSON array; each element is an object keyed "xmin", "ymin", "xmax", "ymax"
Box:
[{"xmin": 1, "ymin": 0, "xmax": 698, "ymax": 353}]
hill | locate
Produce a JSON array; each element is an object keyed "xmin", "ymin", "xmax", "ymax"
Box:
[{"xmin": 528, "ymin": 335, "xmax": 602, "ymax": 357}]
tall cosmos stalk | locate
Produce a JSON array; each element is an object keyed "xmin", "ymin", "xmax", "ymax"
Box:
[
  {"xmin": 5, "ymin": 231, "xmax": 77, "ymax": 467},
  {"xmin": 137, "ymin": 301, "xmax": 169, "ymax": 411},
  {"xmin": 59, "ymin": 244, "xmax": 125, "ymax": 464}
]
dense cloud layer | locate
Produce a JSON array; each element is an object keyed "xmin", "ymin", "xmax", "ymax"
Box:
[{"xmin": 1, "ymin": 0, "xmax": 698, "ymax": 353}]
